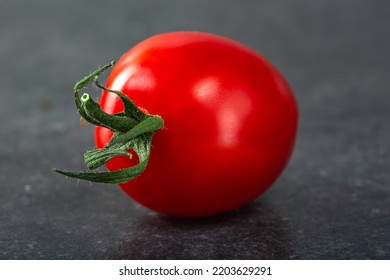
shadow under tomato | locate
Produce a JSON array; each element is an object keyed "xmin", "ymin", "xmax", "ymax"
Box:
[{"xmin": 106, "ymin": 199, "xmax": 294, "ymax": 259}]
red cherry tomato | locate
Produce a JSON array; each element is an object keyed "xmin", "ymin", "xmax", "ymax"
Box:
[{"xmin": 95, "ymin": 31, "xmax": 298, "ymax": 217}]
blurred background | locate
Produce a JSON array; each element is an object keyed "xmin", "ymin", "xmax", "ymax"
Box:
[{"xmin": 0, "ymin": 0, "xmax": 389, "ymax": 259}]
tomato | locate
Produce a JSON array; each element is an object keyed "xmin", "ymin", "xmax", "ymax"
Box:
[{"xmin": 95, "ymin": 31, "xmax": 298, "ymax": 217}]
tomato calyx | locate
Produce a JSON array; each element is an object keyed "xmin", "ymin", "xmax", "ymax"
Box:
[{"xmin": 54, "ymin": 62, "xmax": 164, "ymax": 184}]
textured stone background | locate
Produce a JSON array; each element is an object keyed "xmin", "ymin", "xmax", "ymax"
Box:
[{"xmin": 0, "ymin": 0, "xmax": 389, "ymax": 259}]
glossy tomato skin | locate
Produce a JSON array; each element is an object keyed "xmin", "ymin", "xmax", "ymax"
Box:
[{"xmin": 95, "ymin": 31, "xmax": 298, "ymax": 217}]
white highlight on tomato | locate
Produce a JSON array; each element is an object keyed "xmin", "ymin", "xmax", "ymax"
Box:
[
  {"xmin": 193, "ymin": 78, "xmax": 220, "ymax": 104},
  {"xmin": 193, "ymin": 78, "xmax": 252, "ymax": 148},
  {"xmin": 111, "ymin": 66, "xmax": 156, "ymax": 92},
  {"xmin": 217, "ymin": 91, "xmax": 252, "ymax": 148}
]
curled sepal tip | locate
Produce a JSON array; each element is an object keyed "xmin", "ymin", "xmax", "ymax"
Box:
[{"xmin": 54, "ymin": 136, "xmax": 153, "ymax": 184}]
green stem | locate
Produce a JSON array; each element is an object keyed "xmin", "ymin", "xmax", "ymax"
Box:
[
  {"xmin": 54, "ymin": 61, "xmax": 164, "ymax": 184},
  {"xmin": 79, "ymin": 93, "xmax": 137, "ymax": 133}
]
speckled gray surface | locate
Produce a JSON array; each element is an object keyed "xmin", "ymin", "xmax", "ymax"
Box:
[{"xmin": 0, "ymin": 0, "xmax": 389, "ymax": 259}]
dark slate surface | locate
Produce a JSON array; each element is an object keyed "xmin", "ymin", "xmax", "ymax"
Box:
[{"xmin": 1, "ymin": 0, "xmax": 389, "ymax": 259}]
